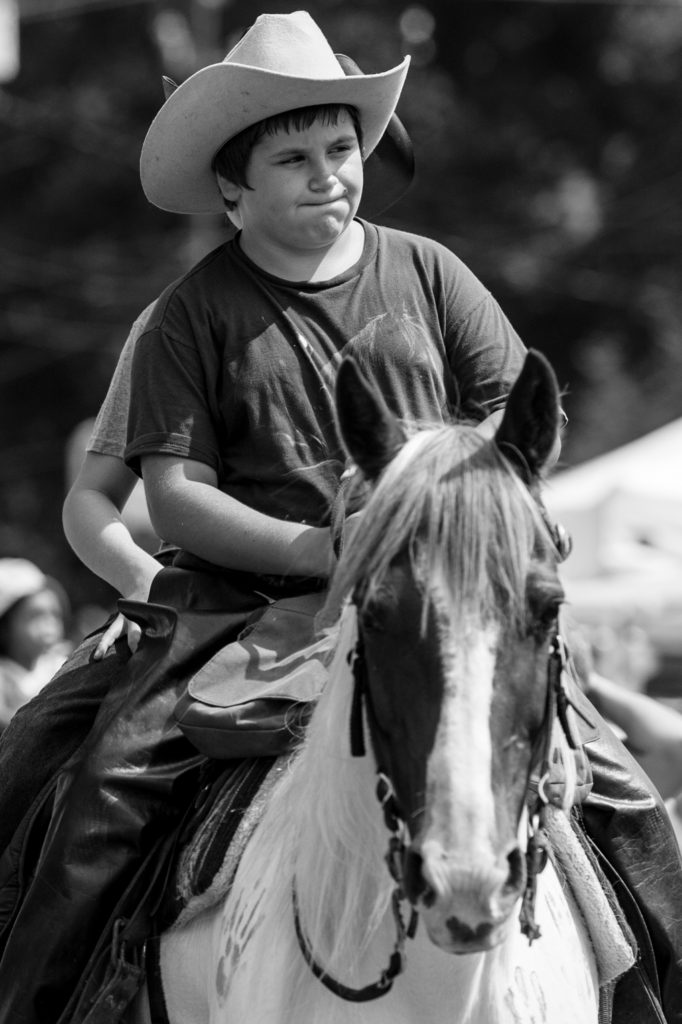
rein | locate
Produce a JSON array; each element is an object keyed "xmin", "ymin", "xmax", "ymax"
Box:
[
  {"xmin": 291, "ymin": 632, "xmax": 418, "ymax": 1003},
  {"xmin": 292, "ymin": 871, "xmax": 417, "ymax": 1003}
]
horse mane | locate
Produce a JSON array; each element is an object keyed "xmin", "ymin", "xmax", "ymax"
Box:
[{"xmin": 324, "ymin": 424, "xmax": 552, "ymax": 633}]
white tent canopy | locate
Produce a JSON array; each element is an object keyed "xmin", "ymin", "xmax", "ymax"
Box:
[
  {"xmin": 547, "ymin": 417, "xmax": 682, "ymax": 510},
  {"xmin": 543, "ymin": 419, "xmax": 682, "ymax": 646}
]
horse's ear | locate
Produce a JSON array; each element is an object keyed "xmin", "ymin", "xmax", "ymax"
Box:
[
  {"xmin": 335, "ymin": 358, "xmax": 406, "ymax": 479},
  {"xmin": 495, "ymin": 350, "xmax": 561, "ymax": 478}
]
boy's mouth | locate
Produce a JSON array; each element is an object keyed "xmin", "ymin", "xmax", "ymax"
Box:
[{"xmin": 306, "ymin": 197, "xmax": 348, "ymax": 209}]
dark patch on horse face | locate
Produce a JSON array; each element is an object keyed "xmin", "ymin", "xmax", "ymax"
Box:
[
  {"xmin": 357, "ymin": 535, "xmax": 564, "ymax": 851},
  {"xmin": 489, "ymin": 633, "xmax": 550, "ymax": 837},
  {"xmin": 489, "ymin": 555, "xmax": 565, "ymax": 843},
  {"xmin": 358, "ymin": 556, "xmax": 445, "ymax": 836}
]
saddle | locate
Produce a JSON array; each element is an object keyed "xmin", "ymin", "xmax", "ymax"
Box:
[{"xmin": 173, "ymin": 591, "xmax": 331, "ymax": 759}]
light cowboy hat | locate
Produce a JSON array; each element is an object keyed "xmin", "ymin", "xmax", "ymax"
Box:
[{"xmin": 140, "ymin": 10, "xmax": 411, "ymax": 216}]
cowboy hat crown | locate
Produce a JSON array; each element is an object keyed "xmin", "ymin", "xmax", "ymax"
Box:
[{"xmin": 140, "ymin": 10, "xmax": 410, "ymax": 215}]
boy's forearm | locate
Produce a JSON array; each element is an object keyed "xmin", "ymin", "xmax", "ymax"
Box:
[
  {"xmin": 146, "ymin": 476, "xmax": 333, "ymax": 578},
  {"xmin": 63, "ymin": 487, "xmax": 162, "ymax": 599}
]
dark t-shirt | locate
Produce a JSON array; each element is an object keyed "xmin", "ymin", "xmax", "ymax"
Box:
[{"xmin": 125, "ymin": 220, "xmax": 526, "ymax": 527}]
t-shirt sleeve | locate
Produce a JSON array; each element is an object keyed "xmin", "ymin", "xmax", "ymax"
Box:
[
  {"xmin": 124, "ymin": 298, "xmax": 221, "ymax": 477},
  {"xmin": 437, "ymin": 247, "xmax": 527, "ymax": 421},
  {"xmin": 87, "ymin": 302, "xmax": 156, "ymax": 458}
]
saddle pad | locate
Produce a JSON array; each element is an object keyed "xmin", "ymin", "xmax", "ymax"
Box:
[
  {"xmin": 162, "ymin": 756, "xmax": 289, "ymax": 932},
  {"xmin": 545, "ymin": 805, "xmax": 636, "ymax": 988}
]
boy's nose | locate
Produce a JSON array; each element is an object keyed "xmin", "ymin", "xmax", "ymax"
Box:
[{"xmin": 309, "ymin": 159, "xmax": 336, "ymax": 190}]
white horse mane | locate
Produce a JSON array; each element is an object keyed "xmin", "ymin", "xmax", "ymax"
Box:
[
  {"xmin": 246, "ymin": 602, "xmax": 396, "ymax": 1004},
  {"xmin": 323, "ymin": 424, "xmax": 553, "ymax": 634}
]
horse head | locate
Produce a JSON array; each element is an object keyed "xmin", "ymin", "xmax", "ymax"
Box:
[{"xmin": 332, "ymin": 350, "xmax": 567, "ymax": 955}]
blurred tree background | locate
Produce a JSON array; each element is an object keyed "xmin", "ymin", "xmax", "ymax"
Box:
[{"xmin": 2, "ymin": 0, "xmax": 682, "ymax": 623}]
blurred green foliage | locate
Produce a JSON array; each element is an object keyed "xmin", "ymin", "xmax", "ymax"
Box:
[{"xmin": 2, "ymin": 0, "xmax": 682, "ymax": 615}]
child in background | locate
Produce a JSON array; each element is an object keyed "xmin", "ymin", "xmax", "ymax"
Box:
[{"xmin": 0, "ymin": 559, "xmax": 70, "ymax": 731}]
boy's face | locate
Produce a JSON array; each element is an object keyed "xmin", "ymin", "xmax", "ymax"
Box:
[{"xmin": 218, "ymin": 110, "xmax": 363, "ymax": 258}]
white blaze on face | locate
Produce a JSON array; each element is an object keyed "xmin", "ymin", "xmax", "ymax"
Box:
[{"xmin": 420, "ymin": 584, "xmax": 502, "ymax": 908}]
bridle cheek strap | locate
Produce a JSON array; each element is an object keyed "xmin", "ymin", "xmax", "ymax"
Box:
[
  {"xmin": 292, "ymin": 620, "xmax": 420, "ymax": 1002},
  {"xmin": 348, "ymin": 632, "xmax": 367, "ymax": 758},
  {"xmin": 521, "ymin": 632, "xmax": 590, "ymax": 942}
]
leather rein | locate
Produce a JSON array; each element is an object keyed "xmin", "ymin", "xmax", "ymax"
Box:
[{"xmin": 292, "ymin": 606, "xmax": 580, "ymax": 1002}]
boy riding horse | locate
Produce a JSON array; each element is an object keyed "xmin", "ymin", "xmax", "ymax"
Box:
[{"xmin": 0, "ymin": 12, "xmax": 680, "ymax": 1024}]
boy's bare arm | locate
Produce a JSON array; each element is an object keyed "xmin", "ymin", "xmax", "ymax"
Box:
[
  {"xmin": 142, "ymin": 454, "xmax": 334, "ymax": 579},
  {"xmin": 63, "ymin": 453, "xmax": 163, "ymax": 600}
]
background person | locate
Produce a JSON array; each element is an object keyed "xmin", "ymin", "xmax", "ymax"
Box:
[
  {"xmin": 586, "ymin": 669, "xmax": 682, "ymax": 802},
  {"xmin": 0, "ymin": 558, "xmax": 71, "ymax": 733}
]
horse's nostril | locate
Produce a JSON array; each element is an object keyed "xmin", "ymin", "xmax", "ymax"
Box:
[
  {"xmin": 504, "ymin": 846, "xmax": 526, "ymax": 894},
  {"xmin": 404, "ymin": 848, "xmax": 434, "ymax": 906},
  {"xmin": 421, "ymin": 883, "xmax": 436, "ymax": 909}
]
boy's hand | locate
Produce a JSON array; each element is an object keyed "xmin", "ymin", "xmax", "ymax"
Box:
[
  {"xmin": 92, "ymin": 566, "xmax": 162, "ymax": 659},
  {"xmin": 93, "ymin": 613, "xmax": 142, "ymax": 659}
]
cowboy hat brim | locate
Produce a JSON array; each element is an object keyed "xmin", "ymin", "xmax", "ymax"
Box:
[
  {"xmin": 140, "ymin": 58, "xmax": 410, "ymax": 216},
  {"xmin": 334, "ymin": 53, "xmax": 414, "ymax": 219}
]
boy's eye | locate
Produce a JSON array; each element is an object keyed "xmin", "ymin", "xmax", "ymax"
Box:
[{"xmin": 331, "ymin": 142, "xmax": 355, "ymax": 156}]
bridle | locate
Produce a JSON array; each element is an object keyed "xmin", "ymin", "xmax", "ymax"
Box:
[
  {"xmin": 519, "ymin": 630, "xmax": 580, "ymax": 940},
  {"xmin": 293, "ymin": 523, "xmax": 580, "ymax": 1001},
  {"xmin": 293, "ymin": 767, "xmax": 418, "ymax": 1002}
]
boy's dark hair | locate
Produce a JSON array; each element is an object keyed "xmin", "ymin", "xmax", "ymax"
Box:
[{"xmin": 212, "ymin": 103, "xmax": 363, "ymax": 212}]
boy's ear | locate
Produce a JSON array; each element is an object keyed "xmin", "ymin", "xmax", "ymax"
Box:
[{"xmin": 215, "ymin": 172, "xmax": 241, "ymax": 205}]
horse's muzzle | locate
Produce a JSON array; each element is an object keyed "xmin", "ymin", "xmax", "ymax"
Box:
[{"xmin": 406, "ymin": 841, "xmax": 527, "ymax": 953}]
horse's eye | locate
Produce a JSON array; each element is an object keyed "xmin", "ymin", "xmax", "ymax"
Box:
[
  {"xmin": 553, "ymin": 522, "xmax": 573, "ymax": 563},
  {"xmin": 527, "ymin": 595, "xmax": 563, "ymax": 639},
  {"xmin": 359, "ymin": 593, "xmax": 392, "ymax": 633},
  {"xmin": 540, "ymin": 601, "xmax": 562, "ymax": 628},
  {"xmin": 360, "ymin": 605, "xmax": 386, "ymax": 633}
]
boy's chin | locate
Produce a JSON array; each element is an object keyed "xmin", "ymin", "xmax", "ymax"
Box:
[{"xmin": 299, "ymin": 214, "xmax": 354, "ymax": 246}]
